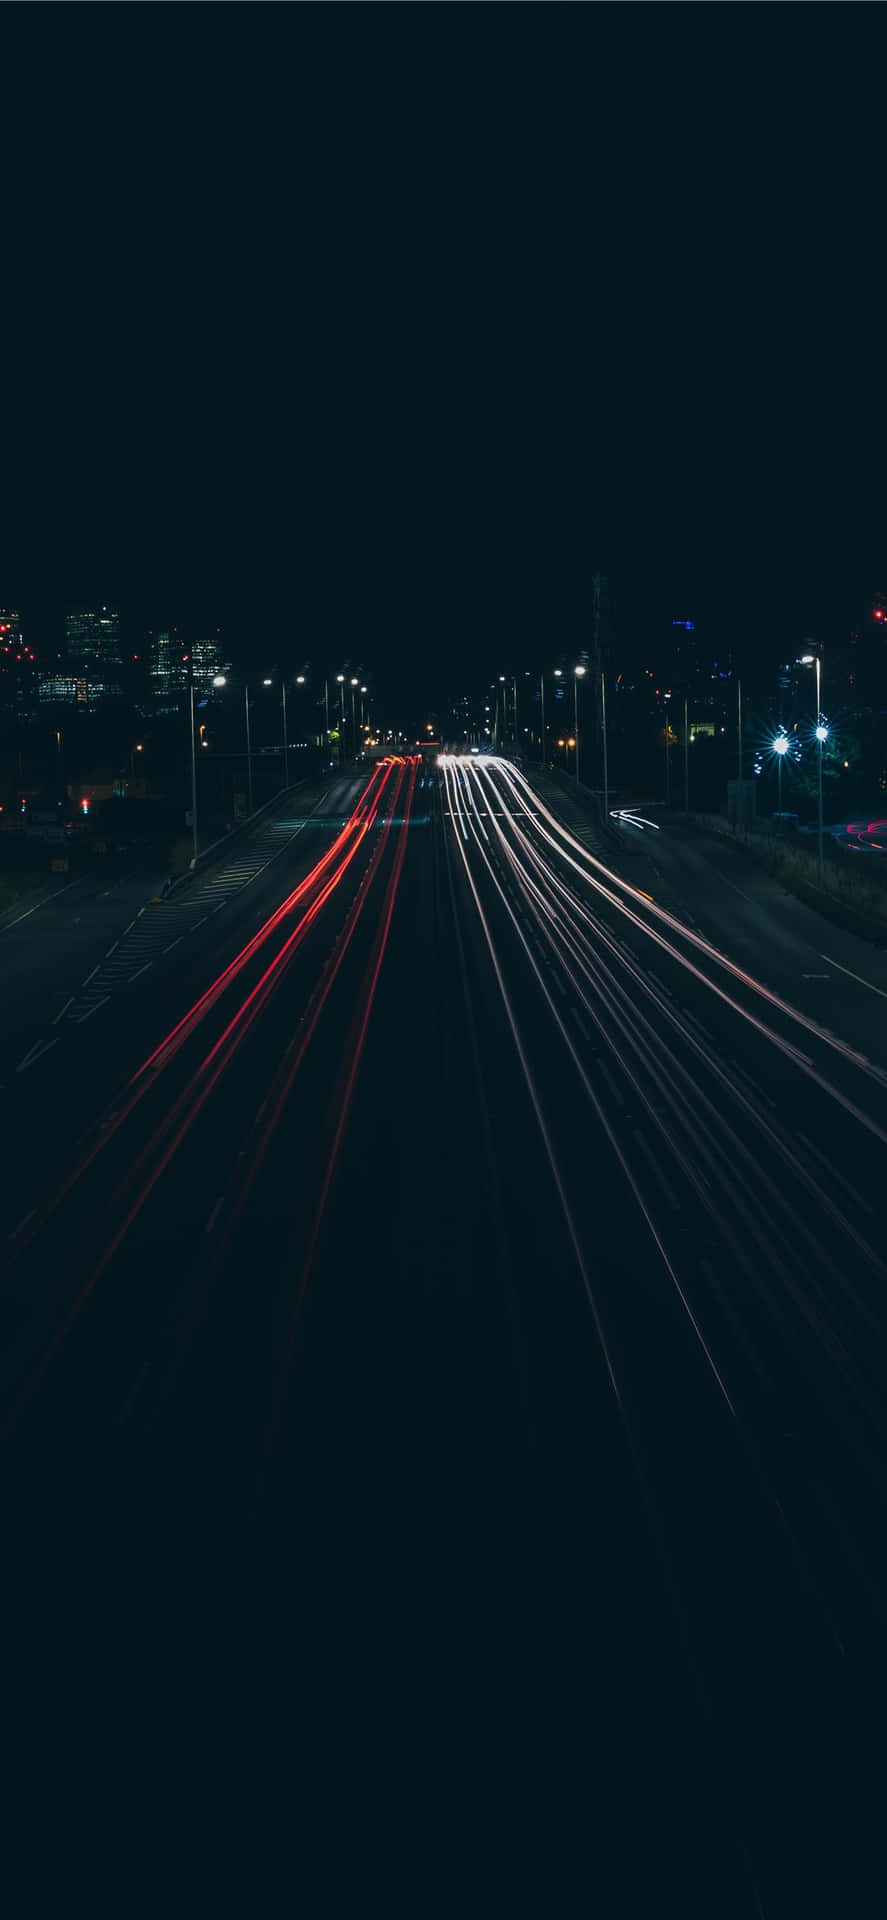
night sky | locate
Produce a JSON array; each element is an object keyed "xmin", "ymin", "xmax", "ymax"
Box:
[{"xmin": 3, "ymin": 5, "xmax": 885, "ymax": 710}]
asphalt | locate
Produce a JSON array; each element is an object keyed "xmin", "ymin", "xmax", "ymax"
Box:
[{"xmin": 2, "ymin": 753, "xmax": 884, "ymax": 1915}]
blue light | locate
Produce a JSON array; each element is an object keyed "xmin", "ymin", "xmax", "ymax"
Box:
[{"xmin": 672, "ymin": 619, "xmax": 695, "ymax": 630}]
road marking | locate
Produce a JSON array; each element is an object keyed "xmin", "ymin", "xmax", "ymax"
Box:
[
  {"xmin": 802, "ymin": 972, "xmax": 830, "ymax": 980},
  {"xmin": 16, "ymin": 1036, "xmax": 59, "ymax": 1073},
  {"xmin": 820, "ymin": 953, "xmax": 887, "ymax": 1001},
  {"xmin": 163, "ymin": 936, "xmax": 183, "ymax": 955},
  {"xmin": 10, "ymin": 1209, "xmax": 35, "ymax": 1240},
  {"xmin": 190, "ymin": 916, "xmax": 208, "ymax": 930},
  {"xmin": 52, "ymin": 995, "xmax": 75, "ymax": 1025},
  {"xmin": 76, "ymin": 995, "xmax": 110, "ymax": 1023},
  {"xmin": 205, "ymin": 1197, "xmax": 224, "ymax": 1233},
  {"xmin": 715, "ymin": 869, "xmax": 756, "ymax": 906},
  {"xmin": 82, "ymin": 962, "xmax": 101, "ymax": 986},
  {"xmin": 1, "ymin": 878, "xmax": 80, "ymax": 931},
  {"xmin": 129, "ymin": 961, "xmax": 153, "ymax": 982},
  {"xmin": 105, "ymin": 940, "xmax": 119, "ymax": 958}
]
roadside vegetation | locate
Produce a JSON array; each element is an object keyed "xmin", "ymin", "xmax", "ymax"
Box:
[{"xmin": 690, "ymin": 813, "xmax": 887, "ymax": 941}]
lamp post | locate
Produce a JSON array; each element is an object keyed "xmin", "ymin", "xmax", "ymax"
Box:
[
  {"xmin": 188, "ymin": 671, "xmax": 227, "ymax": 863},
  {"xmin": 736, "ymin": 676, "xmax": 743, "ymax": 829},
  {"xmin": 244, "ymin": 685, "xmax": 254, "ymax": 814},
  {"xmin": 773, "ymin": 730, "xmax": 789, "ymax": 814},
  {"xmin": 683, "ymin": 694, "xmax": 689, "ymax": 813},
  {"xmin": 336, "ymin": 674, "xmax": 346, "ymax": 764},
  {"xmin": 664, "ymin": 693, "xmax": 671, "ymax": 805},
  {"xmin": 539, "ymin": 671, "xmax": 546, "ymax": 770},
  {"xmin": 350, "ymin": 677, "xmax": 359, "ymax": 758},
  {"xmin": 799, "ymin": 650, "xmax": 826, "ymax": 879},
  {"xmin": 295, "ymin": 673, "xmax": 305, "ymax": 753},
  {"xmin": 574, "ymin": 664, "xmax": 586, "ymax": 785},
  {"xmin": 281, "ymin": 680, "xmax": 290, "ymax": 789},
  {"xmin": 600, "ymin": 671, "xmax": 610, "ymax": 822},
  {"xmin": 512, "ymin": 674, "xmax": 519, "ymax": 752}
]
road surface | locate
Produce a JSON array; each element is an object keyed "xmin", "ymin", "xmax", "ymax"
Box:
[{"xmin": 2, "ymin": 754, "xmax": 883, "ymax": 1914}]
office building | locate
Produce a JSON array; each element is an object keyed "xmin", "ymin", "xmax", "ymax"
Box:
[
  {"xmin": 150, "ymin": 629, "xmax": 224, "ymax": 711},
  {"xmin": 66, "ymin": 606, "xmax": 122, "ymax": 672}
]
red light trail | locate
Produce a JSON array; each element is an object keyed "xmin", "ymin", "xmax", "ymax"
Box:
[{"xmin": 1, "ymin": 762, "xmax": 413, "ymax": 1424}]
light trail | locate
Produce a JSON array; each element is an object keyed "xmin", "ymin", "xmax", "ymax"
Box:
[
  {"xmin": 132, "ymin": 760, "xmax": 395, "ymax": 1085},
  {"xmin": 472, "ymin": 761, "xmax": 886, "ymax": 1277},
  {"xmin": 441, "ymin": 754, "xmax": 887, "ymax": 1468},
  {"xmin": 463, "ymin": 761, "xmax": 887, "ymax": 1421},
  {"xmin": 1, "ymin": 765, "xmax": 399, "ymax": 1422},
  {"xmin": 445, "ymin": 755, "xmax": 887, "ymax": 1095},
  {"xmin": 145, "ymin": 759, "xmax": 418, "ymax": 1412},
  {"xmin": 452, "ymin": 757, "xmax": 887, "ymax": 1165},
  {"xmin": 0, "ymin": 764, "xmax": 396, "ymax": 1278},
  {"xmin": 267, "ymin": 755, "xmax": 419, "ymax": 1445},
  {"xmin": 209, "ymin": 761, "xmax": 413, "ymax": 1262},
  {"xmin": 448, "ymin": 758, "xmax": 736, "ymax": 1412},
  {"xmin": 79, "ymin": 767, "xmax": 396, "ymax": 1281}
]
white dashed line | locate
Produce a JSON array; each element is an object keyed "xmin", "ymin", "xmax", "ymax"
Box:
[
  {"xmin": 75, "ymin": 995, "xmax": 110, "ymax": 1023},
  {"xmin": 1, "ymin": 879, "xmax": 79, "ymax": 932},
  {"xmin": 129, "ymin": 962, "xmax": 153, "ymax": 982},
  {"xmin": 16, "ymin": 1036, "xmax": 60, "ymax": 1073},
  {"xmin": 821, "ymin": 953, "xmax": 887, "ymax": 1001}
]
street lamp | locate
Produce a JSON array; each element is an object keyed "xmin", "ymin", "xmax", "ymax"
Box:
[
  {"xmin": 573, "ymin": 665, "xmax": 586, "ymax": 785},
  {"xmin": 552, "ymin": 670, "xmax": 563, "ymax": 767},
  {"xmin": 602, "ymin": 672, "xmax": 610, "ymax": 821},
  {"xmin": 277, "ymin": 678, "xmax": 289, "ymax": 788},
  {"xmin": 336, "ymin": 674, "xmax": 346, "ymax": 764},
  {"xmin": 243, "ymin": 685, "xmax": 255, "ymax": 815},
  {"xmin": 189, "ymin": 670, "xmax": 227, "ymax": 862},
  {"xmin": 663, "ymin": 692, "xmax": 671, "ymax": 805},
  {"xmin": 259, "ymin": 674, "xmax": 288, "ymax": 787},
  {"xmin": 798, "ymin": 649, "xmax": 825, "ymax": 879},
  {"xmin": 773, "ymin": 730, "xmax": 789, "ymax": 814}
]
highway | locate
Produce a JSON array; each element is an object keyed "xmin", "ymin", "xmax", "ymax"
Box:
[{"xmin": 3, "ymin": 752, "xmax": 885, "ymax": 1912}]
